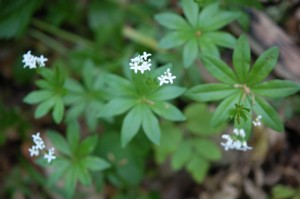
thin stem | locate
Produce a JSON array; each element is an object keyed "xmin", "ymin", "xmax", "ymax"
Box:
[
  {"xmin": 31, "ymin": 19, "xmax": 96, "ymax": 49},
  {"xmin": 123, "ymin": 26, "xmax": 161, "ymax": 52},
  {"xmin": 28, "ymin": 29, "xmax": 67, "ymax": 54}
]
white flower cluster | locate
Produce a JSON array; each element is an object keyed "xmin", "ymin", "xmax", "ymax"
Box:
[
  {"xmin": 221, "ymin": 128, "xmax": 252, "ymax": 151},
  {"xmin": 129, "ymin": 52, "xmax": 152, "ymax": 74},
  {"xmin": 157, "ymin": 68, "xmax": 176, "ymax": 86},
  {"xmin": 22, "ymin": 51, "xmax": 48, "ymax": 69},
  {"xmin": 253, "ymin": 115, "xmax": 262, "ymax": 126},
  {"xmin": 28, "ymin": 132, "xmax": 56, "ymax": 163},
  {"xmin": 129, "ymin": 52, "xmax": 177, "ymax": 86}
]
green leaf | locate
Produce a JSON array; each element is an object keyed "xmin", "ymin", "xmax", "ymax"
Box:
[
  {"xmin": 64, "ymin": 166, "xmax": 78, "ymax": 198},
  {"xmin": 154, "ymin": 122, "xmax": 183, "ymax": 163},
  {"xmin": 35, "ymin": 79, "xmax": 52, "ymax": 90},
  {"xmin": 247, "ymin": 47, "xmax": 279, "ymax": 85},
  {"xmin": 233, "ymin": 35, "xmax": 251, "ymax": 82},
  {"xmin": 83, "ymin": 156, "xmax": 110, "ymax": 171},
  {"xmin": 47, "ymin": 158, "xmax": 70, "ymax": 186},
  {"xmin": 52, "ymin": 98, "xmax": 64, "ymax": 124},
  {"xmin": 150, "ymin": 101, "xmax": 186, "ymax": 121},
  {"xmin": 202, "ymin": 31, "xmax": 236, "ymax": 48},
  {"xmin": 183, "ymin": 38, "xmax": 199, "ymax": 68},
  {"xmin": 155, "ymin": 13, "xmax": 190, "ymax": 30},
  {"xmin": 198, "ymin": 3, "xmax": 219, "ymax": 28},
  {"xmin": 105, "ymin": 74, "xmax": 137, "ymax": 97},
  {"xmin": 77, "ymin": 163, "xmax": 92, "ymax": 186},
  {"xmin": 252, "ymin": 80, "xmax": 300, "ymax": 98},
  {"xmin": 272, "ymin": 185, "xmax": 296, "ymax": 199},
  {"xmin": 202, "ymin": 55, "xmax": 238, "ymax": 84},
  {"xmin": 121, "ymin": 105, "xmax": 143, "ymax": 147},
  {"xmin": 159, "ymin": 31, "xmax": 190, "ymax": 49},
  {"xmin": 186, "ymin": 156, "xmax": 209, "ymax": 183},
  {"xmin": 181, "ymin": 0, "xmax": 199, "ymax": 27},
  {"xmin": 64, "ymin": 78, "xmax": 84, "ymax": 93},
  {"xmin": 171, "ymin": 140, "xmax": 192, "ymax": 170},
  {"xmin": 142, "ymin": 106, "xmax": 160, "ymax": 144},
  {"xmin": 148, "ymin": 86, "xmax": 186, "ymax": 101},
  {"xmin": 34, "ymin": 97, "xmax": 55, "ymax": 118},
  {"xmin": 184, "ymin": 103, "xmax": 226, "ymax": 135},
  {"xmin": 201, "ymin": 11, "xmax": 239, "ymax": 31},
  {"xmin": 211, "ymin": 92, "xmax": 241, "ymax": 127},
  {"xmin": 253, "ymin": 97, "xmax": 284, "ymax": 132},
  {"xmin": 234, "ymin": 96, "xmax": 252, "ymax": 140},
  {"xmin": 47, "ymin": 131, "xmax": 71, "ymax": 156},
  {"xmin": 66, "ymin": 121, "xmax": 80, "ymax": 152},
  {"xmin": 194, "ymin": 139, "xmax": 221, "ymax": 161},
  {"xmin": 23, "ymin": 90, "xmax": 53, "ymax": 104},
  {"xmin": 199, "ymin": 38, "xmax": 220, "ymax": 57},
  {"xmin": 185, "ymin": 83, "xmax": 238, "ymax": 102},
  {"xmin": 98, "ymin": 98, "xmax": 136, "ymax": 118},
  {"xmin": 78, "ymin": 134, "xmax": 99, "ymax": 156}
]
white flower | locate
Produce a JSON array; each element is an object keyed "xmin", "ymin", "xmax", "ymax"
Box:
[
  {"xmin": 44, "ymin": 148, "xmax": 56, "ymax": 163},
  {"xmin": 221, "ymin": 128, "xmax": 252, "ymax": 151},
  {"xmin": 22, "ymin": 51, "xmax": 47, "ymax": 69},
  {"xmin": 221, "ymin": 134, "xmax": 233, "ymax": 151},
  {"xmin": 253, "ymin": 115, "xmax": 262, "ymax": 126},
  {"xmin": 29, "ymin": 146, "xmax": 39, "ymax": 156},
  {"xmin": 157, "ymin": 68, "xmax": 176, "ymax": 86},
  {"xmin": 22, "ymin": 51, "xmax": 37, "ymax": 69},
  {"xmin": 36, "ymin": 55, "xmax": 48, "ymax": 67},
  {"xmin": 129, "ymin": 52, "xmax": 152, "ymax": 74},
  {"xmin": 29, "ymin": 132, "xmax": 56, "ymax": 163}
]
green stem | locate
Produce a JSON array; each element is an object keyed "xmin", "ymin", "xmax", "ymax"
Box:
[
  {"xmin": 28, "ymin": 29, "xmax": 67, "ymax": 54},
  {"xmin": 122, "ymin": 26, "xmax": 161, "ymax": 52},
  {"xmin": 31, "ymin": 19, "xmax": 96, "ymax": 49}
]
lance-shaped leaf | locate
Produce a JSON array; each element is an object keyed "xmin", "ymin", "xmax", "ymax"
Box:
[
  {"xmin": 199, "ymin": 38, "xmax": 220, "ymax": 57},
  {"xmin": 142, "ymin": 106, "xmax": 160, "ymax": 144},
  {"xmin": 23, "ymin": 90, "xmax": 53, "ymax": 104},
  {"xmin": 185, "ymin": 83, "xmax": 237, "ymax": 102},
  {"xmin": 150, "ymin": 101, "xmax": 186, "ymax": 121},
  {"xmin": 98, "ymin": 98, "xmax": 136, "ymax": 118},
  {"xmin": 121, "ymin": 104, "xmax": 143, "ymax": 147},
  {"xmin": 211, "ymin": 92, "xmax": 242, "ymax": 127},
  {"xmin": 186, "ymin": 156, "xmax": 209, "ymax": 183},
  {"xmin": 105, "ymin": 74, "xmax": 137, "ymax": 97},
  {"xmin": 197, "ymin": 3, "xmax": 219, "ymax": 28},
  {"xmin": 202, "ymin": 55, "xmax": 238, "ymax": 84},
  {"xmin": 171, "ymin": 140, "xmax": 192, "ymax": 170},
  {"xmin": 181, "ymin": 0, "xmax": 199, "ymax": 27},
  {"xmin": 159, "ymin": 31, "xmax": 191, "ymax": 49},
  {"xmin": 233, "ymin": 35, "xmax": 250, "ymax": 82},
  {"xmin": 247, "ymin": 47, "xmax": 279, "ymax": 85},
  {"xmin": 183, "ymin": 38, "xmax": 198, "ymax": 67},
  {"xmin": 252, "ymin": 80, "xmax": 300, "ymax": 98},
  {"xmin": 154, "ymin": 13, "xmax": 191, "ymax": 30},
  {"xmin": 253, "ymin": 96, "xmax": 284, "ymax": 132},
  {"xmin": 202, "ymin": 31, "xmax": 236, "ymax": 48},
  {"xmin": 194, "ymin": 139, "xmax": 221, "ymax": 161},
  {"xmin": 201, "ymin": 11, "xmax": 239, "ymax": 31},
  {"xmin": 148, "ymin": 86, "xmax": 186, "ymax": 101}
]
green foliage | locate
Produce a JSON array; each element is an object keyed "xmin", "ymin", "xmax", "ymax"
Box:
[
  {"xmin": 98, "ymin": 64, "xmax": 186, "ymax": 146},
  {"xmin": 95, "ymin": 132, "xmax": 150, "ymax": 188},
  {"xmin": 44, "ymin": 121, "xmax": 110, "ymax": 198},
  {"xmin": 186, "ymin": 35, "xmax": 300, "ymax": 134},
  {"xmin": 0, "ymin": 0, "xmax": 41, "ymax": 39},
  {"xmin": 155, "ymin": 1, "xmax": 239, "ymax": 67},
  {"xmin": 271, "ymin": 185, "xmax": 300, "ymax": 199},
  {"xmin": 23, "ymin": 65, "xmax": 67, "ymax": 124},
  {"xmin": 64, "ymin": 61, "xmax": 107, "ymax": 130},
  {"xmin": 154, "ymin": 103, "xmax": 225, "ymax": 183}
]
